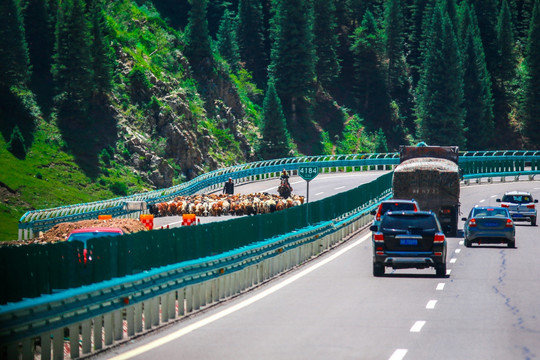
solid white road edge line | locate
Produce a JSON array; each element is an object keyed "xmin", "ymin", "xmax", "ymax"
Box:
[{"xmin": 108, "ymin": 232, "xmax": 372, "ymax": 360}]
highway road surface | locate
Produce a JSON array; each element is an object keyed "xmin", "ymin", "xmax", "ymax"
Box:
[{"xmin": 96, "ymin": 178, "xmax": 540, "ymax": 360}]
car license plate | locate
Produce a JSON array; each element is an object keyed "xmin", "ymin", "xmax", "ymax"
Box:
[
  {"xmin": 483, "ymin": 222, "xmax": 498, "ymax": 227},
  {"xmin": 513, "ymin": 214, "xmax": 523, "ymax": 217},
  {"xmin": 400, "ymin": 239, "xmax": 418, "ymax": 246}
]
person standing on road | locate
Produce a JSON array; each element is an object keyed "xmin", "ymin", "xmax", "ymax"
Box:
[{"xmin": 223, "ymin": 177, "xmax": 234, "ymax": 194}]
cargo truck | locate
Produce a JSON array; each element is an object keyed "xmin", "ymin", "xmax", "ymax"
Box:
[{"xmin": 392, "ymin": 145, "xmax": 460, "ymax": 236}]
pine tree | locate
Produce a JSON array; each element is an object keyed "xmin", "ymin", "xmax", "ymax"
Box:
[
  {"xmin": 184, "ymin": 0, "xmax": 212, "ymax": 66},
  {"xmin": 349, "ymin": 10, "xmax": 391, "ymax": 134},
  {"xmin": 89, "ymin": 0, "xmax": 113, "ymax": 97},
  {"xmin": 0, "ymin": 0, "xmax": 31, "ymax": 87},
  {"xmin": 459, "ymin": 3, "xmax": 494, "ymax": 149},
  {"xmin": 23, "ymin": 0, "xmax": 54, "ymax": 94},
  {"xmin": 52, "ymin": 0, "xmax": 94, "ymax": 130},
  {"xmin": 258, "ymin": 81, "xmax": 290, "ymax": 159},
  {"xmin": 496, "ymin": 0, "xmax": 517, "ymax": 87},
  {"xmin": 406, "ymin": 0, "xmax": 428, "ymax": 86},
  {"xmin": 269, "ymin": 0, "xmax": 316, "ymax": 126},
  {"xmin": 237, "ymin": 0, "xmax": 267, "ymax": 87},
  {"xmin": 522, "ymin": 0, "xmax": 540, "ymax": 146},
  {"xmin": 416, "ymin": 4, "xmax": 466, "ymax": 146},
  {"xmin": 217, "ymin": 9, "xmax": 241, "ymax": 72},
  {"xmin": 491, "ymin": 0, "xmax": 518, "ymax": 147},
  {"xmin": 474, "ymin": 0, "xmax": 499, "ymax": 76},
  {"xmin": 384, "ymin": 0, "xmax": 413, "ymax": 133},
  {"xmin": 313, "ymin": 0, "xmax": 341, "ymax": 88}
]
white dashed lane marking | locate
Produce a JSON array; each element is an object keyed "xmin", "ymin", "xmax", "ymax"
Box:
[
  {"xmin": 410, "ymin": 321, "xmax": 426, "ymax": 332},
  {"xmin": 315, "ymin": 192, "xmax": 324, "ymax": 196},
  {"xmin": 450, "ymin": 258, "xmax": 457, "ymax": 264},
  {"xmin": 455, "ymin": 249, "xmax": 461, "ymax": 254},
  {"xmin": 389, "ymin": 349, "xmax": 408, "ymax": 360},
  {"xmin": 335, "ymin": 186, "xmax": 345, "ymax": 190},
  {"xmin": 436, "ymin": 283, "xmax": 445, "ymax": 290},
  {"xmin": 426, "ymin": 300, "xmax": 437, "ymax": 309}
]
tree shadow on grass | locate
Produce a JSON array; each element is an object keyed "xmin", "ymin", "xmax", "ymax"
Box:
[
  {"xmin": 57, "ymin": 99, "xmax": 118, "ymax": 179},
  {"xmin": 0, "ymin": 86, "xmax": 37, "ymax": 160}
]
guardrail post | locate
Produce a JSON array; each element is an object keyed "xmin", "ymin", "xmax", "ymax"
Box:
[
  {"xmin": 81, "ymin": 319, "xmax": 91, "ymax": 355},
  {"xmin": 151, "ymin": 298, "xmax": 160, "ymax": 327},
  {"xmin": 126, "ymin": 306, "xmax": 135, "ymax": 337},
  {"xmin": 143, "ymin": 301, "xmax": 152, "ymax": 330},
  {"xmin": 93, "ymin": 316, "xmax": 103, "ymax": 350},
  {"xmin": 52, "ymin": 328, "xmax": 63, "ymax": 360},
  {"xmin": 40, "ymin": 332, "xmax": 51, "ymax": 360},
  {"xmin": 21, "ymin": 338, "xmax": 32, "ymax": 360},
  {"xmin": 114, "ymin": 310, "xmax": 123, "ymax": 341},
  {"xmin": 161, "ymin": 294, "xmax": 169, "ymax": 323},
  {"xmin": 134, "ymin": 303, "xmax": 143, "ymax": 333},
  {"xmin": 69, "ymin": 324, "xmax": 79, "ymax": 358},
  {"xmin": 104, "ymin": 313, "xmax": 114, "ymax": 345}
]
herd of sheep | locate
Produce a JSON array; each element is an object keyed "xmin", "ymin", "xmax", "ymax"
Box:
[{"xmin": 149, "ymin": 193, "xmax": 305, "ymax": 217}]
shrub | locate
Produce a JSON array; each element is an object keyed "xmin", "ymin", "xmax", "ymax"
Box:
[
  {"xmin": 110, "ymin": 181, "xmax": 128, "ymax": 196},
  {"xmin": 7, "ymin": 125, "xmax": 27, "ymax": 159}
]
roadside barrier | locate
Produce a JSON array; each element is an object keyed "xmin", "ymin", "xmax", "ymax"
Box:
[
  {"xmin": 139, "ymin": 214, "xmax": 154, "ymax": 230},
  {"xmin": 181, "ymin": 214, "xmax": 197, "ymax": 226},
  {"xmin": 2, "ymin": 166, "xmax": 539, "ymax": 359}
]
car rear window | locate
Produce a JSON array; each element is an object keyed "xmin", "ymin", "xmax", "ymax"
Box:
[
  {"xmin": 68, "ymin": 232, "xmax": 122, "ymax": 243},
  {"xmin": 381, "ymin": 214, "xmax": 437, "ymax": 231},
  {"xmin": 472, "ymin": 208, "xmax": 509, "ymax": 217},
  {"xmin": 502, "ymin": 195, "xmax": 532, "ymax": 203},
  {"xmin": 380, "ymin": 202, "xmax": 416, "ymax": 214}
]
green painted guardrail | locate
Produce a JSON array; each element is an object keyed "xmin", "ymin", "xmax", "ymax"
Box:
[{"xmin": 16, "ymin": 150, "xmax": 540, "ymax": 240}]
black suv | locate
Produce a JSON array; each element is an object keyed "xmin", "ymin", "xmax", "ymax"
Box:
[{"xmin": 370, "ymin": 211, "xmax": 447, "ymax": 277}]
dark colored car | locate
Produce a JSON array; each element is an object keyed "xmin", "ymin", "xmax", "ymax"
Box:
[
  {"xmin": 462, "ymin": 206, "xmax": 515, "ymax": 248},
  {"xmin": 370, "ymin": 199, "xmax": 420, "ymax": 228},
  {"xmin": 370, "ymin": 211, "xmax": 447, "ymax": 277},
  {"xmin": 496, "ymin": 191, "xmax": 537, "ymax": 226}
]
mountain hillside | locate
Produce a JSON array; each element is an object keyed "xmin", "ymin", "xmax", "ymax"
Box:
[{"xmin": 1, "ymin": 0, "xmax": 539, "ymax": 241}]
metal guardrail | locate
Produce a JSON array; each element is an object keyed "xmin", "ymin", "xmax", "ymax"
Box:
[
  {"xmin": 2, "ymin": 187, "xmax": 390, "ymax": 360},
  {"xmin": 17, "ymin": 153, "xmax": 399, "ymax": 239},
  {"xmin": 2, "ymin": 165, "xmax": 540, "ymax": 359},
  {"xmin": 16, "ymin": 150, "xmax": 540, "ymax": 239}
]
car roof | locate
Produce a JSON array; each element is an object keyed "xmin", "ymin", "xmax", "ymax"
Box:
[
  {"xmin": 383, "ymin": 199, "xmax": 418, "ymax": 203},
  {"xmin": 503, "ymin": 191, "xmax": 532, "ymax": 196},
  {"xmin": 386, "ymin": 210, "xmax": 432, "ymax": 216},
  {"xmin": 69, "ymin": 227, "xmax": 124, "ymax": 234},
  {"xmin": 472, "ymin": 206, "xmax": 508, "ymax": 212}
]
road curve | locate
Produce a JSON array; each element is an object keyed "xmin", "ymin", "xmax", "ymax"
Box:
[{"xmin": 97, "ymin": 179, "xmax": 540, "ymax": 360}]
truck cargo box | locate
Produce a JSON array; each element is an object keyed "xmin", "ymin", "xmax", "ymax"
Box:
[{"xmin": 393, "ymin": 156, "xmax": 460, "ymax": 236}]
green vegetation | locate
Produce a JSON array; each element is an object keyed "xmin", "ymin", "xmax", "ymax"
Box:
[{"xmin": 1, "ymin": 0, "xmax": 539, "ymax": 240}]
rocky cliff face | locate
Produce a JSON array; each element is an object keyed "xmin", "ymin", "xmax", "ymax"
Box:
[{"xmin": 113, "ymin": 48, "xmax": 255, "ymax": 189}]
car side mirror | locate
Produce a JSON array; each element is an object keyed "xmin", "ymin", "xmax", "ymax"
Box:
[
  {"xmin": 535, "ymin": 200, "xmax": 539, "ymax": 203},
  {"xmin": 461, "ymin": 217, "xmax": 467, "ymax": 221},
  {"xmin": 369, "ymin": 225, "xmax": 378, "ymax": 232},
  {"xmin": 496, "ymin": 199, "xmax": 501, "ymax": 202},
  {"xmin": 370, "ymin": 210, "xmax": 376, "ymax": 215}
]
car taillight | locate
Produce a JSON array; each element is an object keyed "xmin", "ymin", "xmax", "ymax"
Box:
[
  {"xmin": 375, "ymin": 207, "xmax": 382, "ymax": 221},
  {"xmin": 434, "ymin": 234, "xmax": 445, "ymax": 243},
  {"xmin": 506, "ymin": 219, "xmax": 514, "ymax": 227},
  {"xmin": 469, "ymin": 218, "xmax": 477, "ymax": 227},
  {"xmin": 373, "ymin": 233, "xmax": 384, "ymax": 242},
  {"xmin": 527, "ymin": 204, "xmax": 535, "ymax": 209},
  {"xmin": 500, "ymin": 203, "xmax": 509, "ymax": 208}
]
